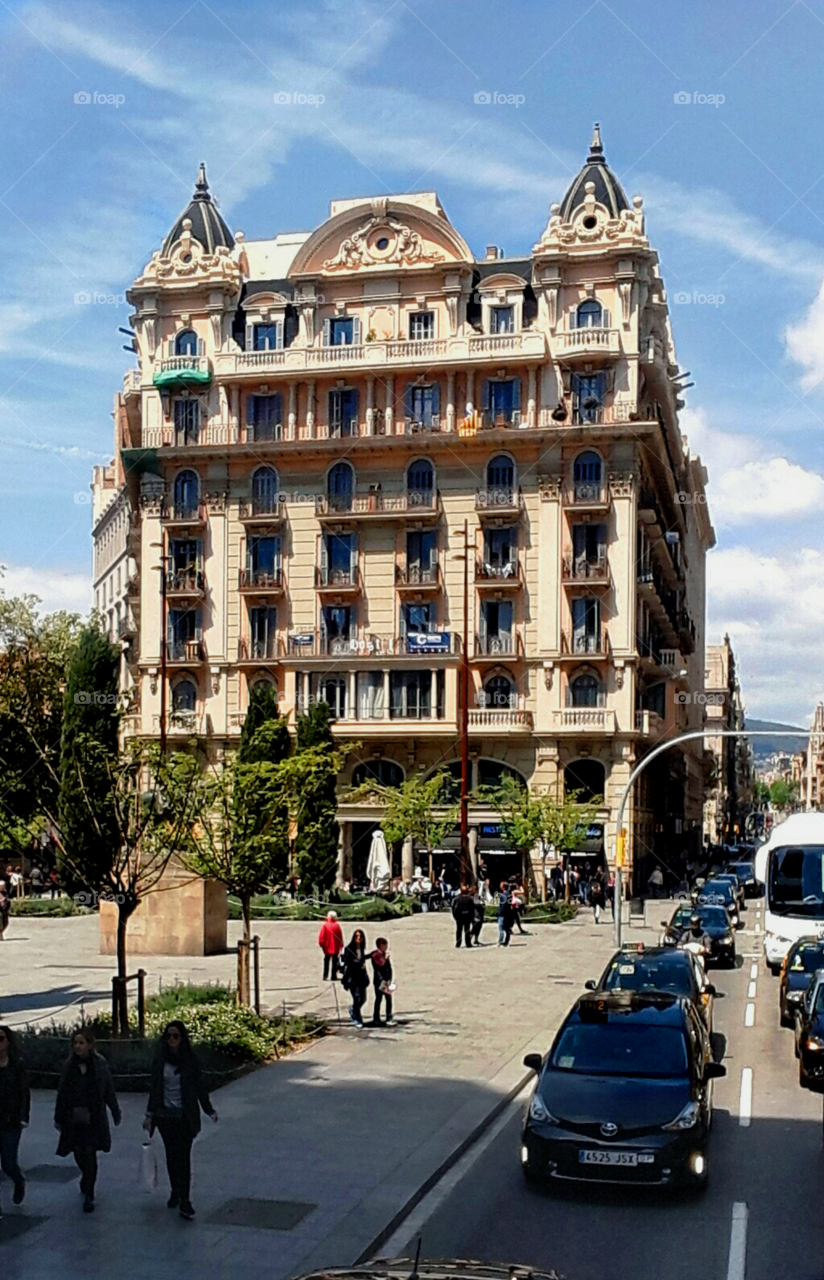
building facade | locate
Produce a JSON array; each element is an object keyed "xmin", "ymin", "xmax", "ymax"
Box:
[
  {"xmin": 703, "ymin": 636, "xmax": 752, "ymax": 844},
  {"xmin": 94, "ymin": 130, "xmax": 715, "ymax": 890}
]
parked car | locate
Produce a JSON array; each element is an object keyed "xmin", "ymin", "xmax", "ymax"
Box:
[
  {"xmin": 520, "ymin": 990, "xmax": 725, "ymax": 1189},
  {"xmin": 779, "ymin": 938, "xmax": 824, "ymax": 1028},
  {"xmin": 795, "ymin": 969, "xmax": 824, "ymax": 1090}
]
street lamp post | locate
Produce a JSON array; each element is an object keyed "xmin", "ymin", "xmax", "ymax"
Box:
[{"xmin": 612, "ymin": 728, "xmax": 810, "ymax": 947}]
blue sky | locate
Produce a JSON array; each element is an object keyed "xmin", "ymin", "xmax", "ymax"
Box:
[{"xmin": 1, "ymin": 0, "xmax": 824, "ymax": 723}]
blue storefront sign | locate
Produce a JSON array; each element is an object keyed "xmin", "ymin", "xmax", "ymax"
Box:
[{"xmin": 406, "ymin": 632, "xmax": 451, "ymax": 654}]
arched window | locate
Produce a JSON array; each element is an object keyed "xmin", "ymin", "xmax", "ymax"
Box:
[
  {"xmin": 328, "ymin": 461, "xmax": 354, "ymax": 512},
  {"xmin": 569, "ymin": 674, "xmax": 602, "ymax": 708},
  {"xmin": 486, "ymin": 454, "xmax": 514, "ymax": 491},
  {"xmin": 576, "ymin": 299, "xmax": 603, "ymax": 329},
  {"xmin": 424, "ymin": 760, "xmax": 464, "ymax": 802},
  {"xmin": 173, "ymin": 469, "xmax": 199, "ymax": 518},
  {"xmin": 573, "ymin": 451, "xmax": 602, "ymax": 485},
  {"xmin": 477, "ymin": 759, "xmax": 527, "ymax": 790},
  {"xmin": 172, "ymin": 679, "xmax": 196, "ymax": 713},
  {"xmin": 252, "ymin": 466, "xmax": 279, "ymax": 515},
  {"xmin": 352, "ymin": 760, "xmax": 404, "ymax": 788},
  {"xmin": 483, "ymin": 673, "xmax": 516, "ymax": 710},
  {"xmin": 174, "ymin": 329, "xmax": 198, "ymax": 356},
  {"xmin": 407, "ymin": 459, "xmax": 434, "ymax": 505},
  {"xmin": 564, "ymin": 759, "xmax": 606, "ymax": 804}
]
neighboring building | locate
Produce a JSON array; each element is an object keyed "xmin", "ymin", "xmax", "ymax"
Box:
[
  {"xmin": 96, "ymin": 129, "xmax": 715, "ymax": 891},
  {"xmin": 804, "ymin": 702, "xmax": 824, "ymax": 809},
  {"xmin": 703, "ymin": 636, "xmax": 753, "ymax": 844},
  {"xmin": 91, "ymin": 457, "xmax": 137, "ymax": 693}
]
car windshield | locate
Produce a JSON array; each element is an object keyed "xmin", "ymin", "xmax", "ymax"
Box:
[
  {"xmin": 815, "ymin": 985, "xmax": 824, "ymax": 1015},
  {"xmin": 790, "ymin": 946, "xmax": 824, "ymax": 974},
  {"xmin": 550, "ymin": 1022, "xmax": 689, "ymax": 1078},
  {"xmin": 729, "ymin": 863, "xmax": 753, "ymax": 878},
  {"xmin": 673, "ymin": 905, "xmax": 728, "ymax": 929},
  {"xmin": 601, "ymin": 956, "xmax": 693, "ymax": 997},
  {"xmin": 699, "ymin": 883, "xmax": 734, "ymax": 905},
  {"xmin": 769, "ymin": 846, "xmax": 824, "ymax": 919}
]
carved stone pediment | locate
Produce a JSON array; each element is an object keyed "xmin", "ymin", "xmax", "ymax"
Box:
[
  {"xmin": 323, "ymin": 214, "xmax": 445, "ymax": 273},
  {"xmin": 135, "ymin": 219, "xmax": 242, "ymax": 290}
]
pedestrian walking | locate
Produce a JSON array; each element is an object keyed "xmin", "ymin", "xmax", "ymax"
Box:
[
  {"xmin": 30, "ymin": 865, "xmax": 44, "ymax": 897},
  {"xmin": 511, "ymin": 882, "xmax": 529, "ymax": 935},
  {"xmin": 471, "ymin": 885, "xmax": 486, "ymax": 945},
  {"xmin": 497, "ymin": 882, "xmax": 514, "ymax": 947},
  {"xmin": 317, "ymin": 910, "xmax": 344, "ymax": 980},
  {"xmin": 452, "ymin": 884, "xmax": 475, "ymax": 948},
  {"xmin": 49, "ymin": 867, "xmax": 61, "ymax": 899},
  {"xmin": 0, "ymin": 1026, "xmax": 29, "ymax": 1219},
  {"xmin": 648, "ymin": 865, "xmax": 664, "ymax": 899},
  {"xmin": 607, "ymin": 870, "xmax": 615, "ymax": 918},
  {"xmin": 54, "ymin": 1029, "xmax": 121, "ymax": 1213},
  {"xmin": 341, "ymin": 929, "xmax": 369, "ymax": 1028},
  {"xmin": 370, "ymin": 938, "xmax": 395, "ymax": 1026},
  {"xmin": 143, "ymin": 1020, "xmax": 218, "ymax": 1221},
  {"xmin": 0, "ymin": 882, "xmax": 9, "ymax": 941},
  {"xmin": 591, "ymin": 868, "xmax": 606, "ymax": 924}
]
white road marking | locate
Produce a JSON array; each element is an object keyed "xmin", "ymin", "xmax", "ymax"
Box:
[
  {"xmin": 375, "ymin": 1078, "xmax": 533, "ymax": 1259},
  {"xmin": 747, "ymin": 980, "xmax": 757, "ymax": 1000},
  {"xmin": 726, "ymin": 1201, "xmax": 749, "ymax": 1280},
  {"xmin": 745, "ymin": 1002, "xmax": 755, "ymax": 1027},
  {"xmin": 738, "ymin": 1067, "xmax": 753, "ymax": 1127},
  {"xmin": 749, "ymin": 963, "xmax": 758, "ymax": 980}
]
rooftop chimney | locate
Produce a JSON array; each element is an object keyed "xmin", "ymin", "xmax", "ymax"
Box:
[{"xmin": 485, "ymin": 245, "xmax": 502, "ymax": 260}]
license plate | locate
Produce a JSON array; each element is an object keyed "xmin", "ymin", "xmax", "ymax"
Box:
[{"xmin": 579, "ymin": 1149, "xmax": 638, "ymax": 1166}]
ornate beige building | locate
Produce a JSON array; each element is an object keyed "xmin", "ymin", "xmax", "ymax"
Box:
[
  {"xmin": 94, "ymin": 129, "xmax": 715, "ymax": 891},
  {"xmin": 703, "ymin": 635, "xmax": 752, "ymax": 843}
]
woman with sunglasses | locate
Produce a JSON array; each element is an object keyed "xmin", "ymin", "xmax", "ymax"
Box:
[
  {"xmin": 0, "ymin": 1026, "xmax": 29, "ymax": 1218},
  {"xmin": 143, "ymin": 1021, "xmax": 218, "ymax": 1221}
]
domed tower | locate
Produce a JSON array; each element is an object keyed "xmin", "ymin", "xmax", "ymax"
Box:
[
  {"xmin": 162, "ymin": 162, "xmax": 235, "ymax": 256},
  {"xmin": 558, "ymin": 123, "xmax": 630, "ymax": 222}
]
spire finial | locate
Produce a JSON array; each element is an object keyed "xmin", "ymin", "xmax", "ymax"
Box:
[
  {"xmin": 193, "ymin": 162, "xmax": 209, "ymax": 200},
  {"xmin": 587, "ymin": 122, "xmax": 604, "ymax": 162}
]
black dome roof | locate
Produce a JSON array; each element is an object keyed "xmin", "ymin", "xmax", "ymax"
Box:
[
  {"xmin": 559, "ymin": 124, "xmax": 630, "ymax": 221},
  {"xmin": 162, "ymin": 163, "xmax": 234, "ymax": 256}
]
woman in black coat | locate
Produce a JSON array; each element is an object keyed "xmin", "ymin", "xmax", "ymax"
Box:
[
  {"xmin": 143, "ymin": 1020, "xmax": 217, "ymax": 1220},
  {"xmin": 0, "ymin": 1025, "xmax": 30, "ymax": 1216},
  {"xmin": 341, "ymin": 929, "xmax": 369, "ymax": 1028},
  {"xmin": 54, "ymin": 1028, "xmax": 121, "ymax": 1213}
]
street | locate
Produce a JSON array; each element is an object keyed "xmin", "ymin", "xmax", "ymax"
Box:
[{"xmin": 382, "ymin": 902, "xmax": 824, "ymax": 1280}]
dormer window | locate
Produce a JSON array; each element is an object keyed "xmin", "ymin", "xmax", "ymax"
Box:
[
  {"xmin": 491, "ymin": 306, "xmax": 514, "ymax": 334},
  {"xmin": 253, "ymin": 323, "xmax": 279, "ymax": 351},
  {"xmin": 324, "ymin": 316, "xmax": 361, "ymax": 347},
  {"xmin": 409, "ymin": 311, "xmax": 434, "ymax": 340}
]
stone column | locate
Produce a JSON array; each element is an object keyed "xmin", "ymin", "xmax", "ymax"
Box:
[
  {"xmin": 230, "ymin": 384, "xmax": 239, "ymax": 439},
  {"xmin": 287, "ymin": 382, "xmax": 297, "ymax": 441},
  {"xmin": 382, "ymin": 667, "xmax": 391, "ymax": 718},
  {"xmin": 466, "ymin": 369, "xmax": 475, "ymax": 417},
  {"xmin": 336, "ymin": 822, "xmax": 349, "ymax": 886},
  {"xmin": 527, "ymin": 366, "xmax": 537, "ymax": 427},
  {"xmin": 430, "ymin": 668, "xmax": 438, "ymax": 718},
  {"xmin": 384, "ymin": 375, "xmax": 394, "ymax": 436},
  {"xmin": 306, "ymin": 380, "xmax": 315, "ymax": 439},
  {"xmin": 366, "ymin": 377, "xmax": 375, "ymax": 435},
  {"xmin": 446, "ymin": 371, "xmax": 455, "ymax": 432},
  {"xmin": 402, "ymin": 835, "xmax": 415, "ymax": 881},
  {"xmin": 349, "ymin": 669, "xmax": 357, "ymax": 719},
  {"xmin": 469, "ymin": 825, "xmax": 479, "ymax": 880}
]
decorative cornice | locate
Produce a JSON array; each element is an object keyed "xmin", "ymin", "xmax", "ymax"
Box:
[
  {"xmin": 205, "ymin": 490, "xmax": 227, "ymax": 515},
  {"xmin": 323, "ymin": 213, "xmax": 444, "ymax": 273},
  {"xmin": 608, "ymin": 471, "xmax": 636, "ymax": 498},
  {"xmin": 537, "ymin": 474, "xmax": 562, "ymax": 502}
]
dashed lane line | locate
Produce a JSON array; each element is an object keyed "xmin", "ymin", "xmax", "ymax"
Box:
[
  {"xmin": 747, "ymin": 981, "xmax": 757, "ymax": 1000},
  {"xmin": 726, "ymin": 1202, "xmax": 749, "ymax": 1280},
  {"xmin": 745, "ymin": 1002, "xmax": 755, "ymax": 1027},
  {"xmin": 738, "ymin": 1067, "xmax": 753, "ymax": 1127},
  {"xmin": 749, "ymin": 963, "xmax": 758, "ymax": 981}
]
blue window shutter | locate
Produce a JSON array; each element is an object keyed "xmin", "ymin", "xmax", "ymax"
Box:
[
  {"xmin": 323, "ymin": 318, "xmax": 331, "ymax": 346},
  {"xmin": 196, "ymin": 336, "xmax": 205, "ymax": 357},
  {"xmin": 274, "ymin": 534, "xmax": 282, "ymax": 569},
  {"xmin": 195, "ymin": 609, "xmax": 203, "ymax": 642},
  {"xmin": 404, "ymin": 384, "xmax": 414, "ymax": 418},
  {"xmin": 481, "ymin": 379, "xmax": 490, "ymax": 410},
  {"xmin": 512, "ymin": 378, "xmax": 521, "ymax": 410},
  {"xmin": 352, "ymin": 316, "xmax": 362, "ymax": 346},
  {"xmin": 245, "ymin": 323, "xmax": 254, "ymax": 352},
  {"xmin": 350, "ymin": 388, "xmax": 359, "ymax": 423},
  {"xmin": 602, "ymin": 308, "xmax": 610, "ymax": 329},
  {"xmin": 569, "ymin": 308, "xmax": 577, "ymax": 331},
  {"xmin": 431, "ymin": 383, "xmax": 440, "ymax": 415},
  {"xmin": 350, "ymin": 534, "xmax": 358, "ymax": 576},
  {"xmin": 246, "ymin": 394, "xmax": 255, "ymax": 427},
  {"xmin": 321, "ymin": 535, "xmax": 329, "ymax": 576},
  {"xmin": 276, "ymin": 319, "xmax": 284, "ymax": 350},
  {"xmin": 274, "ymin": 392, "xmax": 283, "ymax": 423}
]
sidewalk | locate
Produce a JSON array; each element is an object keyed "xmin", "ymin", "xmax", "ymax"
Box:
[{"xmin": 0, "ymin": 908, "xmax": 647, "ymax": 1279}]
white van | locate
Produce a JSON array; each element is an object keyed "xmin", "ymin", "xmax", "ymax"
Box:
[{"xmin": 755, "ymin": 812, "xmax": 824, "ymax": 972}]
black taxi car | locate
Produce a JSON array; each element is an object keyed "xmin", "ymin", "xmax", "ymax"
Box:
[
  {"xmin": 520, "ymin": 991, "xmax": 725, "ymax": 1189},
  {"xmin": 795, "ymin": 969, "xmax": 824, "ymax": 1090},
  {"xmin": 663, "ymin": 902, "xmax": 737, "ymax": 968},
  {"xmin": 779, "ymin": 938, "xmax": 824, "ymax": 1028},
  {"xmin": 586, "ymin": 944, "xmax": 717, "ymax": 1029}
]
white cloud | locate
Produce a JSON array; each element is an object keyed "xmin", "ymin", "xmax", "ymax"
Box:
[
  {"xmin": 784, "ymin": 278, "xmax": 824, "ymax": 391},
  {"xmin": 0, "ymin": 565, "xmax": 91, "ymax": 616},
  {"xmin": 682, "ymin": 406, "xmax": 824, "ymax": 525}
]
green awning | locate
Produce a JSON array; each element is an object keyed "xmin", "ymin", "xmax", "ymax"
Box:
[
  {"xmin": 122, "ymin": 448, "xmax": 161, "ymax": 477},
  {"xmin": 153, "ymin": 366, "xmax": 212, "ymax": 388}
]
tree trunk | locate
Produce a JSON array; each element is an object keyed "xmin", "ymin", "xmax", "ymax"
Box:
[
  {"xmin": 564, "ymin": 853, "xmax": 571, "ymax": 905},
  {"xmin": 115, "ymin": 906, "xmax": 129, "ymax": 1037},
  {"xmin": 237, "ymin": 896, "xmax": 252, "ymax": 1006}
]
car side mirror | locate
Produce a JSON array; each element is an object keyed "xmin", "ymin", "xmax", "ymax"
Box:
[
  {"xmin": 584, "ymin": 979, "xmax": 597, "ymax": 991},
  {"xmin": 523, "ymin": 1053, "xmax": 543, "ymax": 1074},
  {"xmin": 704, "ymin": 1062, "xmax": 726, "ymax": 1080},
  {"xmin": 705, "ymin": 984, "xmax": 717, "ymax": 997},
  {"xmin": 660, "ymin": 920, "xmax": 669, "ymax": 927}
]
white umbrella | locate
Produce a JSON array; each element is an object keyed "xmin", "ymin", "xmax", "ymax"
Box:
[{"xmin": 367, "ymin": 828, "xmax": 392, "ymax": 890}]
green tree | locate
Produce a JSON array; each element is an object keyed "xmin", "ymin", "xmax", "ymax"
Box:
[
  {"xmin": 487, "ymin": 774, "xmax": 603, "ymax": 901},
  {"xmin": 57, "ymin": 624, "xmax": 120, "ymax": 893},
  {"xmin": 293, "ymin": 703, "xmax": 340, "ymax": 891},
  {"xmin": 753, "ymin": 780, "xmax": 771, "ymax": 806},
  {"xmin": 348, "ymin": 768, "xmax": 459, "ymax": 880},
  {"xmin": 239, "ymin": 684, "xmax": 289, "ymax": 763},
  {"xmin": 769, "ymin": 778, "xmax": 798, "ymax": 810}
]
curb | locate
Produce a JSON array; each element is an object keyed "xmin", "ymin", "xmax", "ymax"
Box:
[{"xmin": 353, "ymin": 1069, "xmax": 532, "ymax": 1264}]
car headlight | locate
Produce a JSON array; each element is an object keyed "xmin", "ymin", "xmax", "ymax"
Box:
[
  {"xmin": 662, "ymin": 1101, "xmax": 700, "ymax": 1131},
  {"xmin": 804, "ymin": 1036, "xmax": 824, "ymax": 1051},
  {"xmin": 722, "ymin": 934, "xmax": 734, "ymax": 945},
  {"xmin": 529, "ymin": 1094, "xmax": 558, "ymax": 1124},
  {"xmin": 787, "ymin": 991, "xmax": 803, "ymax": 1003}
]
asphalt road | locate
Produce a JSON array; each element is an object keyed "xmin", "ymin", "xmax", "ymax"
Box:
[{"xmin": 384, "ymin": 900, "xmax": 824, "ymax": 1280}]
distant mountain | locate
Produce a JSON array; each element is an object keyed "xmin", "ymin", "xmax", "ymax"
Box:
[{"xmin": 746, "ymin": 719, "xmax": 807, "ymax": 761}]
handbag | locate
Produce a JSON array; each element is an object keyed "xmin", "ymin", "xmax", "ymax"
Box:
[{"xmin": 141, "ymin": 1137, "xmax": 159, "ymax": 1193}]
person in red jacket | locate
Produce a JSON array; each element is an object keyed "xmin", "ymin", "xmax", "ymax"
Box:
[{"xmin": 317, "ymin": 911, "xmax": 344, "ymax": 980}]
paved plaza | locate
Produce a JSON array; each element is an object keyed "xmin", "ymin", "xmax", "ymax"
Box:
[{"xmin": 0, "ymin": 908, "xmax": 626, "ymax": 1278}]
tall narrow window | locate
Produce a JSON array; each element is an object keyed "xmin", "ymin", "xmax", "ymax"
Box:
[
  {"xmin": 174, "ymin": 329, "xmax": 197, "ymax": 356},
  {"xmin": 406, "ymin": 529, "xmax": 436, "ymax": 583},
  {"xmin": 479, "ymin": 600, "xmax": 513, "ymax": 654},
  {"xmin": 322, "ymin": 605, "xmax": 355, "ymax": 654},
  {"xmin": 173, "ymin": 398, "xmax": 200, "ymax": 445},
  {"xmin": 327, "ymin": 462, "xmax": 354, "ymax": 511},
  {"xmin": 486, "ymin": 454, "xmax": 514, "ymax": 494},
  {"xmin": 251, "ymin": 466, "xmax": 279, "ymax": 515},
  {"xmin": 409, "ymin": 311, "xmax": 434, "ymax": 340},
  {"xmin": 253, "ymin": 323, "xmax": 278, "ymax": 351},
  {"xmin": 407, "ymin": 459, "xmax": 434, "ymax": 504},
  {"xmin": 320, "ymin": 676, "xmax": 347, "ymax": 720},
  {"xmin": 328, "ymin": 389, "xmax": 359, "ymax": 437},
  {"xmin": 249, "ymin": 606, "xmax": 277, "ymax": 659},
  {"xmin": 329, "ymin": 317, "xmax": 354, "ymax": 346},
  {"xmin": 572, "ymin": 450, "xmax": 603, "ymax": 499},
  {"xmin": 323, "ymin": 533, "xmax": 354, "ymax": 585},
  {"xmin": 490, "ymin": 306, "xmax": 514, "ymax": 334},
  {"xmin": 247, "ymin": 535, "xmax": 281, "ymax": 585},
  {"xmin": 573, "ymin": 374, "xmax": 605, "ymax": 424},
  {"xmin": 575, "ymin": 298, "xmax": 604, "ymax": 329},
  {"xmin": 571, "ymin": 598, "xmax": 601, "ymax": 653},
  {"xmin": 248, "ymin": 394, "xmax": 282, "ymax": 441},
  {"xmin": 173, "ymin": 470, "xmax": 199, "ymax": 518}
]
